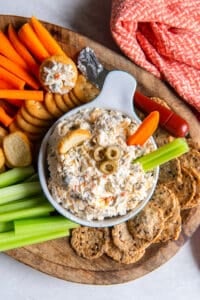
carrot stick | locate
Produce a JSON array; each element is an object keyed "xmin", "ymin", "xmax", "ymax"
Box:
[
  {"xmin": 30, "ymin": 16, "xmax": 66, "ymax": 56},
  {"xmin": 0, "ymin": 67, "xmax": 25, "ymax": 90},
  {"xmin": 18, "ymin": 23, "xmax": 50, "ymax": 62},
  {"xmin": 0, "ymin": 31, "xmax": 28, "ymax": 70},
  {"xmin": 127, "ymin": 111, "xmax": 160, "ymax": 146},
  {"xmin": 0, "ymin": 100, "xmax": 17, "ymax": 117},
  {"xmin": 0, "ymin": 55, "xmax": 40, "ymax": 90},
  {"xmin": 0, "ymin": 79, "xmax": 15, "ymax": 89},
  {"xmin": 0, "ymin": 107, "xmax": 13, "ymax": 127},
  {"xmin": 0, "ymin": 90, "xmax": 44, "ymax": 101},
  {"xmin": 8, "ymin": 24, "xmax": 39, "ymax": 77}
]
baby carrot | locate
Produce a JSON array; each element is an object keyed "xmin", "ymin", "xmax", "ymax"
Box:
[
  {"xmin": 18, "ymin": 23, "xmax": 50, "ymax": 62},
  {"xmin": 30, "ymin": 16, "xmax": 66, "ymax": 56},
  {"xmin": 127, "ymin": 111, "xmax": 160, "ymax": 146},
  {"xmin": 0, "ymin": 54, "xmax": 40, "ymax": 89},
  {"xmin": 8, "ymin": 24, "xmax": 40, "ymax": 77},
  {"xmin": 0, "ymin": 31, "xmax": 28, "ymax": 70},
  {"xmin": 0, "ymin": 107, "xmax": 13, "ymax": 127},
  {"xmin": 0, "ymin": 90, "xmax": 44, "ymax": 101},
  {"xmin": 0, "ymin": 67, "xmax": 25, "ymax": 90}
]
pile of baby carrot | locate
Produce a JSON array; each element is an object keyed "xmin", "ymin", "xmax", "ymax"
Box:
[{"xmin": 0, "ymin": 16, "xmax": 66, "ymax": 128}]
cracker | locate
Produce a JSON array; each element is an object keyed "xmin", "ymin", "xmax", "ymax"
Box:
[
  {"xmin": 178, "ymin": 149, "xmax": 200, "ymax": 174},
  {"xmin": 127, "ymin": 203, "xmax": 164, "ymax": 243},
  {"xmin": 153, "ymin": 127, "xmax": 174, "ymax": 147},
  {"xmin": 16, "ymin": 112, "xmax": 46, "ymax": 134},
  {"xmin": 158, "ymin": 158, "xmax": 182, "ymax": 185},
  {"xmin": 70, "ymin": 227, "xmax": 109, "ymax": 260},
  {"xmin": 105, "ymin": 232, "xmax": 145, "ymax": 264},
  {"xmin": 155, "ymin": 207, "xmax": 181, "ymax": 243},
  {"xmin": 20, "ymin": 106, "xmax": 52, "ymax": 128},
  {"xmin": 69, "ymin": 90, "xmax": 82, "ymax": 106},
  {"xmin": 44, "ymin": 92, "xmax": 63, "ymax": 118},
  {"xmin": 63, "ymin": 93, "xmax": 76, "ymax": 109},
  {"xmin": 25, "ymin": 100, "xmax": 54, "ymax": 120},
  {"xmin": 73, "ymin": 74, "xmax": 100, "ymax": 103},
  {"xmin": 54, "ymin": 93, "xmax": 69, "ymax": 113},
  {"xmin": 112, "ymin": 222, "xmax": 149, "ymax": 251},
  {"xmin": 182, "ymin": 167, "xmax": 200, "ymax": 209},
  {"xmin": 168, "ymin": 167, "xmax": 196, "ymax": 210},
  {"xmin": 151, "ymin": 184, "xmax": 179, "ymax": 220}
]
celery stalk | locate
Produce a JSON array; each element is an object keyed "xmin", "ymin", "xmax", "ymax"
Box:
[
  {"xmin": 0, "ymin": 166, "xmax": 35, "ymax": 188},
  {"xmin": 0, "ymin": 229, "xmax": 69, "ymax": 251},
  {"xmin": 14, "ymin": 216, "xmax": 79, "ymax": 235},
  {"xmin": 25, "ymin": 173, "xmax": 39, "ymax": 182},
  {"xmin": 0, "ymin": 222, "xmax": 13, "ymax": 233},
  {"xmin": 0, "ymin": 195, "xmax": 46, "ymax": 214},
  {"xmin": 0, "ymin": 203, "xmax": 55, "ymax": 222},
  {"xmin": 0, "ymin": 181, "xmax": 42, "ymax": 205},
  {"xmin": 133, "ymin": 138, "xmax": 189, "ymax": 172}
]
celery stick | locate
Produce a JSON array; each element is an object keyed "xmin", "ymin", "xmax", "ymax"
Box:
[
  {"xmin": 25, "ymin": 173, "xmax": 39, "ymax": 182},
  {"xmin": 0, "ymin": 222, "xmax": 13, "ymax": 233},
  {"xmin": 0, "ymin": 203, "xmax": 55, "ymax": 222},
  {"xmin": 0, "ymin": 229, "xmax": 69, "ymax": 251},
  {"xmin": 134, "ymin": 138, "xmax": 189, "ymax": 172},
  {"xmin": 0, "ymin": 181, "xmax": 42, "ymax": 205},
  {"xmin": 0, "ymin": 195, "xmax": 46, "ymax": 214},
  {"xmin": 0, "ymin": 166, "xmax": 35, "ymax": 188},
  {"xmin": 14, "ymin": 216, "xmax": 79, "ymax": 235}
]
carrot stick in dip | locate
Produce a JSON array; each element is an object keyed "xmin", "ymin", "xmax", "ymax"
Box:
[
  {"xmin": 8, "ymin": 24, "xmax": 39, "ymax": 77},
  {"xmin": 0, "ymin": 31, "xmax": 28, "ymax": 69},
  {"xmin": 0, "ymin": 90, "xmax": 44, "ymax": 101},
  {"xmin": 18, "ymin": 23, "xmax": 50, "ymax": 62},
  {"xmin": 0, "ymin": 55, "xmax": 40, "ymax": 89},
  {"xmin": 30, "ymin": 16, "xmax": 66, "ymax": 56},
  {"xmin": 127, "ymin": 111, "xmax": 160, "ymax": 146}
]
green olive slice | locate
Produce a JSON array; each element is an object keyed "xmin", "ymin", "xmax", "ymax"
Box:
[
  {"xmin": 93, "ymin": 146, "xmax": 105, "ymax": 161},
  {"xmin": 105, "ymin": 145, "xmax": 121, "ymax": 160},
  {"xmin": 99, "ymin": 160, "xmax": 118, "ymax": 174}
]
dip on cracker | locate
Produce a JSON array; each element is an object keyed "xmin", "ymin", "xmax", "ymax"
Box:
[{"xmin": 47, "ymin": 108, "xmax": 156, "ymax": 221}]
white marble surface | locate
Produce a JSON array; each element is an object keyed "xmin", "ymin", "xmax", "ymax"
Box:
[{"xmin": 1, "ymin": 1, "xmax": 200, "ymax": 299}]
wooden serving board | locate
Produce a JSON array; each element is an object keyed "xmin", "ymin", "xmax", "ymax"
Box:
[{"xmin": 2, "ymin": 15, "xmax": 200, "ymax": 285}]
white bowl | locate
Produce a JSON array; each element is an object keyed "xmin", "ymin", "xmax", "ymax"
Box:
[{"xmin": 38, "ymin": 70, "xmax": 159, "ymax": 227}]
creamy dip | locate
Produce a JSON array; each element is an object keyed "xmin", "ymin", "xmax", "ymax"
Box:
[{"xmin": 47, "ymin": 108, "xmax": 155, "ymax": 221}]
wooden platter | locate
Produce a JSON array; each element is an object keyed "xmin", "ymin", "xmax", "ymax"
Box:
[{"xmin": 1, "ymin": 15, "xmax": 200, "ymax": 285}]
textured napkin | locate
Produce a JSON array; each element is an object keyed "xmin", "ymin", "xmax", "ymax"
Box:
[{"xmin": 110, "ymin": 0, "xmax": 200, "ymax": 114}]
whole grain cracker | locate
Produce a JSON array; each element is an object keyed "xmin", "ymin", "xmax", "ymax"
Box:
[
  {"xmin": 153, "ymin": 127, "xmax": 174, "ymax": 147},
  {"xmin": 178, "ymin": 149, "xmax": 200, "ymax": 174},
  {"xmin": 127, "ymin": 203, "xmax": 164, "ymax": 243},
  {"xmin": 150, "ymin": 184, "xmax": 179, "ymax": 220},
  {"xmin": 181, "ymin": 167, "xmax": 200, "ymax": 209},
  {"xmin": 158, "ymin": 158, "xmax": 182, "ymax": 185},
  {"xmin": 70, "ymin": 226, "xmax": 109, "ymax": 260}
]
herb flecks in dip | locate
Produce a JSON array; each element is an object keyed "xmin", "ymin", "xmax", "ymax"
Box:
[{"xmin": 47, "ymin": 108, "xmax": 155, "ymax": 221}]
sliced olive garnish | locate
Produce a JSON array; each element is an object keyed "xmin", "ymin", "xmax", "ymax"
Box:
[
  {"xmin": 93, "ymin": 146, "xmax": 105, "ymax": 161},
  {"xmin": 99, "ymin": 160, "xmax": 118, "ymax": 174},
  {"xmin": 105, "ymin": 145, "xmax": 121, "ymax": 160}
]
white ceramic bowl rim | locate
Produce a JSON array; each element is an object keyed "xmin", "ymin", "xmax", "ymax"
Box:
[{"xmin": 38, "ymin": 71, "xmax": 159, "ymax": 227}]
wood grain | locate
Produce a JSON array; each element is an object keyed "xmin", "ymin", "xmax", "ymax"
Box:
[{"xmin": 1, "ymin": 15, "xmax": 200, "ymax": 285}]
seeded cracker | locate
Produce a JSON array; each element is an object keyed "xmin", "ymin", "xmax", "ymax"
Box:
[
  {"xmin": 178, "ymin": 149, "xmax": 200, "ymax": 173},
  {"xmin": 181, "ymin": 167, "xmax": 200, "ymax": 209},
  {"xmin": 158, "ymin": 158, "xmax": 182, "ymax": 185},
  {"xmin": 151, "ymin": 184, "xmax": 179, "ymax": 220},
  {"xmin": 70, "ymin": 227, "xmax": 109, "ymax": 259},
  {"xmin": 127, "ymin": 203, "xmax": 164, "ymax": 242}
]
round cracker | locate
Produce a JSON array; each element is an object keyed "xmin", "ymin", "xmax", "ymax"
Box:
[
  {"xmin": 73, "ymin": 74, "xmax": 99, "ymax": 102},
  {"xmin": 127, "ymin": 203, "xmax": 164, "ymax": 243},
  {"xmin": 25, "ymin": 100, "xmax": 54, "ymax": 120},
  {"xmin": 151, "ymin": 184, "xmax": 179, "ymax": 220},
  {"xmin": 105, "ymin": 233, "xmax": 145, "ymax": 264},
  {"xmin": 178, "ymin": 149, "xmax": 200, "ymax": 174},
  {"xmin": 20, "ymin": 106, "xmax": 52, "ymax": 127},
  {"xmin": 70, "ymin": 227, "xmax": 109, "ymax": 260},
  {"xmin": 183, "ymin": 167, "xmax": 200, "ymax": 209},
  {"xmin": 153, "ymin": 127, "xmax": 174, "ymax": 147},
  {"xmin": 63, "ymin": 93, "xmax": 76, "ymax": 109},
  {"xmin": 44, "ymin": 92, "xmax": 63, "ymax": 118},
  {"xmin": 69, "ymin": 90, "xmax": 82, "ymax": 106},
  {"xmin": 169, "ymin": 167, "xmax": 197, "ymax": 210},
  {"xmin": 54, "ymin": 93, "xmax": 70, "ymax": 113},
  {"xmin": 16, "ymin": 112, "xmax": 47, "ymax": 134}
]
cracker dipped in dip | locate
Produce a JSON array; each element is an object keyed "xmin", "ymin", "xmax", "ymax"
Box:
[{"xmin": 47, "ymin": 108, "xmax": 156, "ymax": 221}]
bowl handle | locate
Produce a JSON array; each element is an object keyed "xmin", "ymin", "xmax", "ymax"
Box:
[{"xmin": 90, "ymin": 70, "xmax": 139, "ymax": 120}]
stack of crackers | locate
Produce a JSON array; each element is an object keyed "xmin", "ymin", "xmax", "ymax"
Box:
[{"xmin": 70, "ymin": 98, "xmax": 200, "ymax": 265}]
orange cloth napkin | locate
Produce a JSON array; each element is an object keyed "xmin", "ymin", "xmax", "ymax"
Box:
[{"xmin": 111, "ymin": 0, "xmax": 200, "ymax": 114}]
